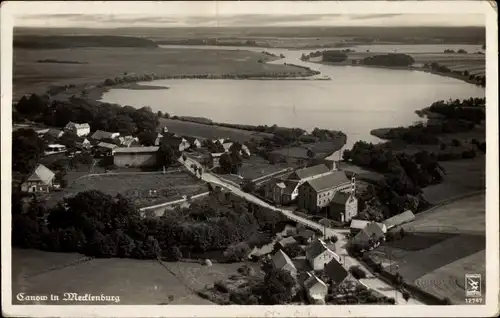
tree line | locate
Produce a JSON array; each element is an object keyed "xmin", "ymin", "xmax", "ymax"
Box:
[
  {"xmin": 12, "ymin": 189, "xmax": 288, "ymax": 261},
  {"xmin": 361, "ymin": 54, "xmax": 415, "ymax": 67},
  {"xmin": 14, "ymin": 94, "xmax": 160, "ymax": 137}
]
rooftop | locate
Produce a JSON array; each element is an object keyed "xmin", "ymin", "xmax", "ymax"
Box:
[
  {"xmin": 97, "ymin": 141, "xmax": 118, "ymax": 149},
  {"xmin": 271, "ymin": 249, "xmax": 296, "ymax": 272},
  {"xmin": 305, "ymin": 239, "xmax": 329, "ymax": 260},
  {"xmin": 114, "ymin": 146, "xmax": 160, "ymax": 153},
  {"xmin": 324, "ymin": 258, "xmax": 349, "ymax": 285},
  {"xmin": 26, "ymin": 164, "xmax": 55, "ymax": 185},
  {"xmin": 304, "ymin": 274, "xmax": 328, "ymax": 290},
  {"xmin": 383, "ymin": 210, "xmax": 416, "ymax": 229},
  {"xmin": 306, "ymin": 171, "xmax": 350, "ymax": 192},
  {"xmin": 330, "ymin": 191, "xmax": 351, "ymax": 205},
  {"xmin": 293, "ymin": 164, "xmax": 330, "ymax": 180}
]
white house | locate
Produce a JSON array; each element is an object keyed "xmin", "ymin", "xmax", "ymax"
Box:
[
  {"xmin": 64, "ymin": 122, "xmax": 90, "ymax": 137},
  {"xmin": 303, "ymin": 273, "xmax": 328, "ymax": 304},
  {"xmin": 305, "ymin": 238, "xmax": 340, "ymax": 271},
  {"xmin": 271, "ymin": 249, "xmax": 297, "ymax": 278},
  {"xmin": 21, "ymin": 164, "xmax": 56, "ymax": 193}
]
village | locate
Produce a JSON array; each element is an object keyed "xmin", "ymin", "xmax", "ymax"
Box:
[{"xmin": 14, "ymin": 115, "xmax": 425, "ymax": 306}]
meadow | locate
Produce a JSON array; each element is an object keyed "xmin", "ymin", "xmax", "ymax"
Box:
[
  {"xmin": 369, "ymin": 193, "xmax": 486, "ymax": 304},
  {"xmin": 42, "ymin": 171, "xmax": 207, "ymax": 208},
  {"xmin": 158, "ymin": 118, "xmax": 273, "ymax": 142},
  {"xmin": 12, "ymin": 248, "xmax": 257, "ymax": 305}
]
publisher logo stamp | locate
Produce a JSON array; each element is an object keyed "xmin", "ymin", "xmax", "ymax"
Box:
[{"xmin": 465, "ymin": 274, "xmax": 481, "ymax": 298}]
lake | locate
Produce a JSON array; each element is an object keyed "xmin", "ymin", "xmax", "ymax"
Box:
[{"xmin": 100, "ymin": 44, "xmax": 485, "ymax": 150}]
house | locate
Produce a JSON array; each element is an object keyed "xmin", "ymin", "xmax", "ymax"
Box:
[
  {"xmin": 277, "ymin": 236, "xmax": 298, "ymax": 250},
  {"xmin": 119, "ymin": 136, "xmax": 140, "ymax": 148},
  {"xmin": 162, "ymin": 126, "xmax": 169, "ymax": 133},
  {"xmin": 113, "ymin": 146, "xmax": 160, "ymax": 168},
  {"xmin": 287, "ymin": 164, "xmax": 333, "ymax": 200},
  {"xmin": 184, "ymin": 136, "xmax": 202, "ymax": 149},
  {"xmin": 350, "ymin": 219, "xmax": 387, "ymax": 235},
  {"xmin": 271, "ymin": 249, "xmax": 297, "ymax": 278},
  {"xmin": 96, "ymin": 142, "xmax": 118, "ymax": 155},
  {"xmin": 268, "ymin": 179, "xmax": 300, "ymax": 206},
  {"xmin": 383, "ymin": 210, "xmax": 416, "ymax": 230},
  {"xmin": 327, "ymin": 179, "xmax": 358, "ymax": 223},
  {"xmin": 305, "ymin": 238, "xmax": 340, "ymax": 271},
  {"xmin": 303, "ymin": 273, "xmax": 328, "ymax": 304},
  {"xmin": 351, "ymin": 222, "xmax": 386, "ymax": 247},
  {"xmin": 91, "ymin": 130, "xmax": 120, "ymax": 141},
  {"xmin": 297, "ymin": 170, "xmax": 352, "ymax": 214},
  {"xmin": 73, "ymin": 137, "xmax": 91, "ymax": 149},
  {"xmin": 324, "ymin": 258, "xmax": 349, "ymax": 287},
  {"xmin": 210, "ymin": 152, "xmax": 225, "ymax": 168},
  {"xmin": 162, "ymin": 134, "xmax": 191, "ymax": 151},
  {"xmin": 21, "ymin": 164, "xmax": 56, "ymax": 193},
  {"xmin": 64, "ymin": 121, "xmax": 90, "ymax": 137}
]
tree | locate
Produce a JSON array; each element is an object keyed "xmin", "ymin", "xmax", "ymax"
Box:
[
  {"xmin": 253, "ymin": 268, "xmax": 295, "ymax": 305},
  {"xmin": 166, "ymin": 246, "xmax": 183, "ymax": 261},
  {"xmin": 12, "ymin": 129, "xmax": 47, "ymax": 175},
  {"xmin": 349, "ymin": 266, "xmax": 367, "ymax": 279},
  {"xmin": 402, "ymin": 290, "xmax": 410, "ymax": 302},
  {"xmin": 138, "ymin": 131, "xmax": 157, "ymax": 146},
  {"xmin": 158, "ymin": 142, "xmax": 180, "ymax": 168},
  {"xmin": 399, "ymin": 228, "xmax": 406, "ymax": 238},
  {"xmin": 219, "ymin": 153, "xmax": 234, "ymax": 174},
  {"xmin": 241, "ymin": 179, "xmax": 256, "ymax": 193},
  {"xmin": 282, "ymin": 244, "xmax": 303, "ymax": 258},
  {"xmin": 108, "ymin": 114, "xmax": 137, "ymax": 136}
]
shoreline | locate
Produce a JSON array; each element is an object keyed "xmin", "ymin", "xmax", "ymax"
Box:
[{"xmin": 309, "ymin": 60, "xmax": 485, "ymax": 87}]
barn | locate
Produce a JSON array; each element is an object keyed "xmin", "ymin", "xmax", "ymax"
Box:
[{"xmin": 113, "ymin": 146, "xmax": 160, "ymax": 168}]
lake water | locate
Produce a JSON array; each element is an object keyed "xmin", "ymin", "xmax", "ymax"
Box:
[{"xmin": 101, "ymin": 44, "xmax": 485, "ymax": 150}]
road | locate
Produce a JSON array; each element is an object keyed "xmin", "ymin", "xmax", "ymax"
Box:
[{"xmin": 180, "ymin": 157, "xmax": 423, "ymax": 305}]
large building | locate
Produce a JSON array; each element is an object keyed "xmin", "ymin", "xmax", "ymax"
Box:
[
  {"xmin": 297, "ymin": 170, "xmax": 352, "ymax": 213},
  {"xmin": 113, "ymin": 146, "xmax": 160, "ymax": 168},
  {"xmin": 64, "ymin": 121, "xmax": 91, "ymax": 137}
]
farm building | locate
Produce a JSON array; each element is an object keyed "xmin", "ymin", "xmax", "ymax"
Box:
[
  {"xmin": 96, "ymin": 142, "xmax": 118, "ymax": 155},
  {"xmin": 350, "ymin": 219, "xmax": 387, "ymax": 235},
  {"xmin": 271, "ymin": 249, "xmax": 297, "ymax": 278},
  {"xmin": 324, "ymin": 258, "xmax": 349, "ymax": 287},
  {"xmin": 91, "ymin": 130, "xmax": 120, "ymax": 141},
  {"xmin": 21, "ymin": 164, "xmax": 56, "ymax": 193},
  {"xmin": 44, "ymin": 144, "xmax": 67, "ymax": 155},
  {"xmin": 297, "ymin": 171, "xmax": 353, "ymax": 213},
  {"xmin": 383, "ymin": 210, "xmax": 416, "ymax": 229},
  {"xmin": 44, "ymin": 128, "xmax": 65, "ymax": 139},
  {"xmin": 304, "ymin": 273, "xmax": 328, "ymax": 304},
  {"xmin": 113, "ymin": 146, "xmax": 160, "ymax": 168},
  {"xmin": 64, "ymin": 121, "xmax": 90, "ymax": 137},
  {"xmin": 305, "ymin": 238, "xmax": 340, "ymax": 271},
  {"xmin": 350, "ymin": 222, "xmax": 386, "ymax": 247}
]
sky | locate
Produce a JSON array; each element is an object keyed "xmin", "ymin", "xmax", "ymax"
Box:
[{"xmin": 15, "ymin": 13, "xmax": 485, "ymax": 28}]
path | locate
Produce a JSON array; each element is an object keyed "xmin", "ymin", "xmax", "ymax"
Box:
[{"xmin": 180, "ymin": 156, "xmax": 423, "ymax": 305}]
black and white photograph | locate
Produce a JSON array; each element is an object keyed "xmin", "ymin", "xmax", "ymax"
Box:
[{"xmin": 1, "ymin": 1, "xmax": 498, "ymax": 317}]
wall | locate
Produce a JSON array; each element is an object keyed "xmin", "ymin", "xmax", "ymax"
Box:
[
  {"xmin": 114, "ymin": 152, "xmax": 158, "ymax": 168},
  {"xmin": 345, "ymin": 197, "xmax": 358, "ymax": 222}
]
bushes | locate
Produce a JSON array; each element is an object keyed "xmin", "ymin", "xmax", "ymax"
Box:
[
  {"xmin": 282, "ymin": 243, "xmax": 303, "ymax": 258},
  {"xmin": 229, "ymin": 291, "xmax": 258, "ymax": 305},
  {"xmin": 362, "ymin": 53, "xmax": 415, "ymax": 67},
  {"xmin": 349, "ymin": 266, "xmax": 367, "ymax": 279}
]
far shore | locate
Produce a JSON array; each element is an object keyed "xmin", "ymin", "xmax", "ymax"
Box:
[{"xmin": 309, "ymin": 60, "xmax": 485, "ymax": 87}]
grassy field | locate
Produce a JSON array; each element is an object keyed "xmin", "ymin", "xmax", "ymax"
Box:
[
  {"xmin": 158, "ymin": 118, "xmax": 273, "ymax": 142},
  {"xmin": 369, "ymin": 194, "xmax": 486, "ymax": 304},
  {"xmin": 12, "ymin": 248, "xmax": 264, "ymax": 305},
  {"xmin": 13, "ymin": 46, "xmax": 311, "ymax": 101},
  {"xmin": 237, "ymin": 156, "xmax": 291, "ymax": 181},
  {"xmin": 422, "ymin": 156, "xmax": 485, "ymax": 205},
  {"xmin": 42, "ymin": 172, "xmax": 207, "ymax": 208}
]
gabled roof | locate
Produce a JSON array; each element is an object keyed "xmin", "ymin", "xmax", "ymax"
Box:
[
  {"xmin": 304, "ymin": 274, "xmax": 328, "ymax": 291},
  {"xmin": 114, "ymin": 146, "xmax": 159, "ymax": 154},
  {"xmin": 324, "ymin": 259, "xmax": 349, "ymax": 285},
  {"xmin": 278, "ymin": 236, "xmax": 298, "ymax": 248},
  {"xmin": 26, "ymin": 164, "xmax": 55, "ymax": 185},
  {"xmin": 305, "ymin": 239, "xmax": 330, "ymax": 260},
  {"xmin": 46, "ymin": 128, "xmax": 64, "ymax": 138},
  {"xmin": 306, "ymin": 171, "xmax": 350, "ymax": 192},
  {"xmin": 97, "ymin": 142, "xmax": 118, "ymax": 149},
  {"xmin": 271, "ymin": 249, "xmax": 296, "ymax": 272},
  {"xmin": 283, "ymin": 180, "xmax": 300, "ymax": 195},
  {"xmin": 66, "ymin": 121, "xmax": 90, "ymax": 129},
  {"xmin": 91, "ymin": 130, "xmax": 118, "ymax": 140},
  {"xmin": 298, "ymin": 229, "xmax": 315, "ymax": 240},
  {"xmin": 352, "ymin": 222, "xmax": 386, "ymax": 245},
  {"xmin": 350, "ymin": 219, "xmax": 387, "ymax": 233},
  {"xmin": 293, "ymin": 164, "xmax": 330, "ymax": 180},
  {"xmin": 383, "ymin": 210, "xmax": 416, "ymax": 229},
  {"xmin": 330, "ymin": 191, "xmax": 351, "ymax": 205},
  {"xmin": 184, "ymin": 136, "xmax": 200, "ymax": 144},
  {"xmin": 276, "ymin": 182, "xmax": 286, "ymax": 189}
]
